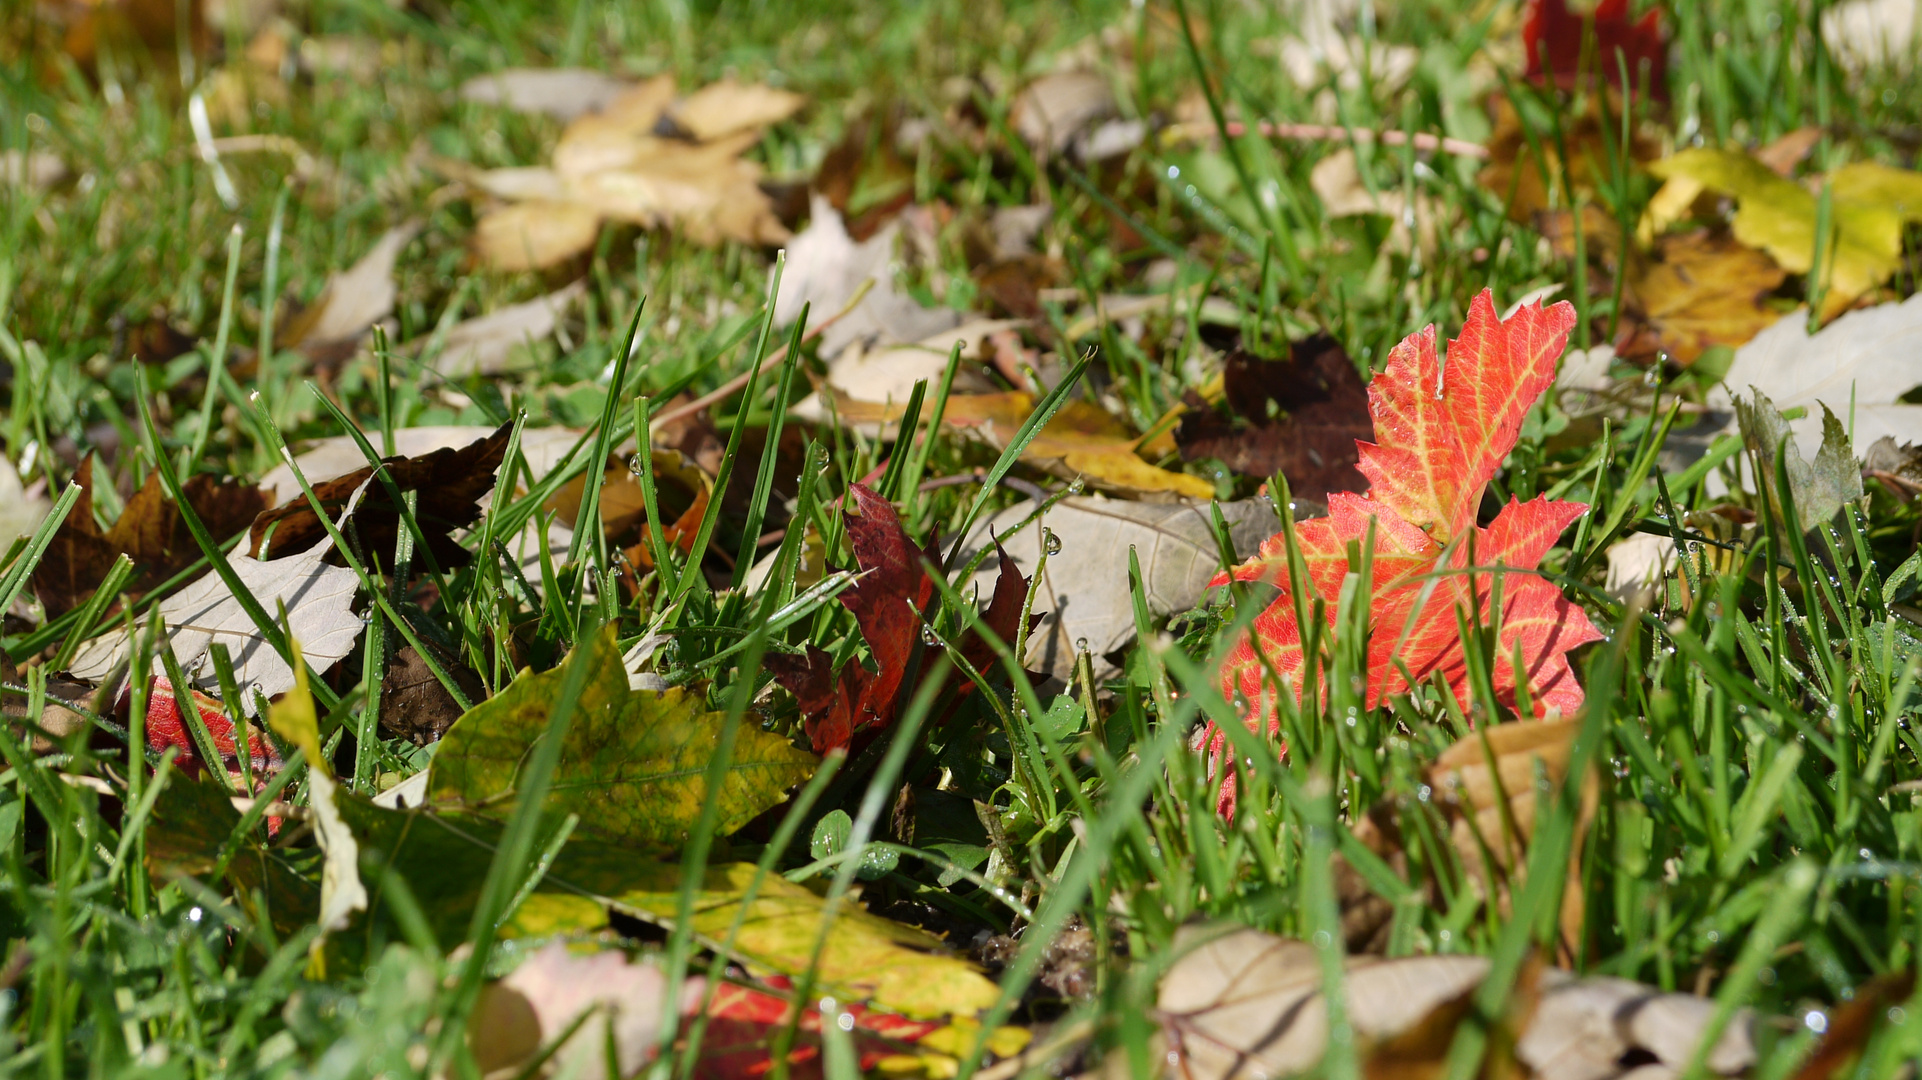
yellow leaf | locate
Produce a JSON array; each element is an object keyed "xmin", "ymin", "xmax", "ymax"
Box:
[{"xmin": 1647, "ymin": 147, "xmax": 1922, "ymax": 319}]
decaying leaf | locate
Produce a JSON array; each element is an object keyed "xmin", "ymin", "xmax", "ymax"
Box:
[
  {"xmin": 1648, "ymin": 148, "xmax": 1922, "ymax": 318},
  {"xmin": 32, "ymin": 457, "xmax": 267, "ymax": 619},
  {"xmin": 1209, "ymin": 291, "xmax": 1602, "ymax": 814},
  {"xmin": 1616, "ymin": 229, "xmax": 1789, "ymax": 365},
  {"xmin": 267, "ymin": 642, "xmax": 366, "ymax": 936},
  {"xmin": 429, "ymin": 280, "xmax": 584, "ymax": 376},
  {"xmin": 1734, "ymin": 390, "xmax": 1866, "ymax": 533},
  {"xmin": 767, "ymin": 485, "xmax": 1035, "ymax": 753},
  {"xmin": 959, "ymin": 496, "xmax": 1278, "ymax": 680},
  {"xmin": 1154, "ymin": 922, "xmax": 1757, "ymax": 1080},
  {"xmin": 68, "ymin": 541, "xmax": 363, "ymax": 710},
  {"xmin": 1707, "ymin": 292, "xmax": 1922, "ymax": 456},
  {"xmin": 1010, "ymin": 71, "xmax": 1117, "ymax": 158},
  {"xmin": 378, "ymin": 642, "xmax": 486, "ymax": 746},
  {"xmin": 457, "ymin": 67, "xmax": 634, "ymax": 120},
  {"xmin": 1309, "ymin": 149, "xmax": 1445, "ymax": 254},
  {"xmin": 256, "ymin": 425, "xmax": 584, "ymax": 507},
  {"xmin": 1175, "ymin": 334, "xmax": 1373, "ymax": 497},
  {"xmin": 430, "ymin": 625, "xmax": 816, "ymax": 849},
  {"xmin": 471, "ymin": 942, "xmax": 700, "ymax": 1080},
  {"xmin": 279, "ymin": 224, "xmax": 421, "ymax": 351},
  {"xmin": 460, "ymin": 74, "xmax": 803, "ymax": 270},
  {"xmin": 776, "ymin": 198, "xmax": 966, "ymax": 361},
  {"xmin": 250, "ymin": 422, "xmax": 512, "ymax": 568}
]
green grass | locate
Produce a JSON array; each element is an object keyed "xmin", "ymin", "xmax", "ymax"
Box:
[{"xmin": 7, "ymin": 0, "xmax": 1922, "ymax": 1076}]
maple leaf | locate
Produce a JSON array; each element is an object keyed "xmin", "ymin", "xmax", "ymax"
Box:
[
  {"xmin": 1522, "ymin": 0, "xmax": 1667, "ymax": 98},
  {"xmin": 1206, "ymin": 291, "xmax": 1602, "ymax": 816},
  {"xmin": 766, "ymin": 484, "xmax": 1035, "ymax": 754},
  {"xmin": 146, "ymin": 677, "xmax": 284, "ymax": 783}
]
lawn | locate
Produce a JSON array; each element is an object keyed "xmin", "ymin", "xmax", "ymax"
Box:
[{"xmin": 4, "ymin": 0, "xmax": 1922, "ymax": 1077}]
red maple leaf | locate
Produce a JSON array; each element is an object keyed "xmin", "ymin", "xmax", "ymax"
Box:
[
  {"xmin": 146, "ymin": 677, "xmax": 283, "ymax": 782},
  {"xmin": 767, "ymin": 484, "xmax": 1036, "ymax": 754},
  {"xmin": 693, "ymin": 976, "xmax": 943, "ymax": 1079},
  {"xmin": 1205, "ymin": 290, "xmax": 1602, "ymax": 816},
  {"xmin": 1523, "ymin": 0, "xmax": 1668, "ymax": 98}
]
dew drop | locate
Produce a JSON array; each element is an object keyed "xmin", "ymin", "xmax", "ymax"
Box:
[
  {"xmin": 1044, "ymin": 529, "xmax": 1063, "ymax": 555},
  {"xmin": 919, "ymin": 624, "xmax": 940, "ymax": 646},
  {"xmin": 625, "ymin": 452, "xmax": 645, "ymax": 476},
  {"xmin": 1075, "ymin": 637, "xmax": 1089, "ymax": 653},
  {"xmin": 1066, "ymin": 477, "xmax": 1086, "ymax": 495}
]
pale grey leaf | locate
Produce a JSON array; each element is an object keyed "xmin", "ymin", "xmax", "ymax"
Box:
[{"xmin": 457, "ymin": 68, "xmax": 634, "ymax": 120}]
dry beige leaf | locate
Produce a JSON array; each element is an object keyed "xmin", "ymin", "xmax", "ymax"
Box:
[
  {"xmin": 0, "ymin": 457, "xmax": 49, "ymax": 550},
  {"xmin": 471, "ymin": 166, "xmax": 569, "ymax": 203},
  {"xmin": 666, "ymin": 78, "xmax": 806, "ymax": 142},
  {"xmin": 775, "ymin": 198, "xmax": 965, "ymax": 359},
  {"xmin": 457, "ymin": 67, "xmax": 635, "ymax": 120},
  {"xmin": 67, "ymin": 541, "xmax": 363, "ymax": 711},
  {"xmin": 1155, "ymin": 923, "xmax": 1758, "ymax": 1080},
  {"xmin": 474, "ymin": 200, "xmax": 603, "ymax": 272},
  {"xmin": 431, "ymin": 280, "xmax": 584, "ymax": 376},
  {"xmin": 1822, "ymin": 0, "xmax": 1918, "ymax": 72},
  {"xmin": 959, "ymin": 496, "xmax": 1278, "ymax": 679},
  {"xmin": 1, "ymin": 150, "xmax": 67, "ymax": 190},
  {"xmin": 824, "ymin": 318, "xmax": 1020, "ymax": 405},
  {"xmin": 471, "ymin": 943, "xmax": 703, "ymax": 1080},
  {"xmin": 1011, "ymin": 71, "xmax": 1117, "ymax": 156},
  {"xmin": 281, "ymin": 223, "xmax": 420, "ymax": 349},
  {"xmin": 1309, "ymin": 148, "xmax": 1443, "ymax": 252}
]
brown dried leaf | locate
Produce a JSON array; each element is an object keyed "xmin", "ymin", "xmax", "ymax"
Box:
[
  {"xmin": 1479, "ymin": 99, "xmax": 1660, "ymax": 222},
  {"xmin": 473, "ymin": 201, "xmax": 602, "ymax": 272},
  {"xmin": 280, "ymin": 224, "xmax": 420, "ymax": 350},
  {"xmin": 32, "ymin": 458, "xmax": 269, "ymax": 620},
  {"xmin": 249, "ymin": 422, "xmax": 512, "ymax": 569},
  {"xmin": 379, "ymin": 643, "xmax": 486, "ymax": 747},
  {"xmin": 1617, "ymin": 229, "xmax": 1788, "ymax": 365},
  {"xmin": 666, "ymin": 78, "xmax": 806, "ymax": 142},
  {"xmin": 1175, "ymin": 335, "xmax": 1372, "ymax": 499}
]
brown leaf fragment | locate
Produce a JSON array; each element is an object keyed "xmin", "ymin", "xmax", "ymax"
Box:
[
  {"xmin": 1757, "ymin": 126, "xmax": 1824, "ymax": 177},
  {"xmin": 1617, "ymin": 229, "xmax": 1788, "ymax": 365},
  {"xmin": 1175, "ymin": 334, "xmax": 1373, "ymax": 499},
  {"xmin": 248, "ymin": 422, "xmax": 512, "ymax": 569},
  {"xmin": 379, "ymin": 643, "xmax": 486, "ymax": 746},
  {"xmin": 32, "ymin": 457, "xmax": 269, "ymax": 619},
  {"xmin": 1479, "ymin": 99, "xmax": 1661, "ymax": 222},
  {"xmin": 280, "ymin": 224, "xmax": 420, "ymax": 351}
]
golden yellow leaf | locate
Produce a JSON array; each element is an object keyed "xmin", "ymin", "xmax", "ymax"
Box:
[
  {"xmin": 1647, "ymin": 148, "xmax": 1922, "ymax": 319},
  {"xmin": 1618, "ymin": 229, "xmax": 1788, "ymax": 364},
  {"xmin": 473, "ymin": 200, "xmax": 602, "ymax": 272}
]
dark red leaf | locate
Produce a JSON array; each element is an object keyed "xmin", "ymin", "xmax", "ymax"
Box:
[
  {"xmin": 1175, "ymin": 334, "xmax": 1372, "ymax": 500},
  {"xmin": 1522, "ymin": 0, "xmax": 1667, "ymax": 98}
]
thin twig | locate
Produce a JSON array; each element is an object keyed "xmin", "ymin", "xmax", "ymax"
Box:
[{"xmin": 649, "ymin": 279, "xmax": 875, "ymax": 432}]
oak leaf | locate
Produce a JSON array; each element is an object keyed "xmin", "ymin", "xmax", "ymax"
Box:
[{"xmin": 1207, "ymin": 291, "xmax": 1602, "ymax": 815}]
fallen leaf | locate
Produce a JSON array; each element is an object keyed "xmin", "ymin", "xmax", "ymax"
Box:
[
  {"xmin": 430, "ymin": 625, "xmax": 817, "ymax": 849},
  {"xmin": 1603, "ymin": 530, "xmax": 1677, "ymax": 602},
  {"xmin": 472, "ymin": 942, "xmax": 701, "ymax": 1080},
  {"xmin": 1647, "ymin": 149, "xmax": 1922, "ymax": 318},
  {"xmin": 816, "ymin": 319, "xmax": 1017, "ymax": 405},
  {"xmin": 766, "ymin": 484, "xmax": 1034, "ymax": 753},
  {"xmin": 1209, "ymin": 291, "xmax": 1602, "ymax": 815},
  {"xmin": 1156, "ymin": 922, "xmax": 1758, "ymax": 1080},
  {"xmin": 1, "ymin": 149, "xmax": 69, "ymax": 190},
  {"xmin": 379, "ymin": 642, "xmax": 486, "ymax": 746},
  {"xmin": 429, "ymin": 280, "xmax": 584, "ymax": 376},
  {"xmin": 41, "ymin": 0, "xmax": 209, "ymax": 74},
  {"xmin": 1309, "ymin": 149, "xmax": 1445, "ymax": 253},
  {"xmin": 255, "ymin": 425, "xmax": 583, "ymax": 506},
  {"xmin": 338, "ymin": 799, "xmax": 1003, "ymax": 1019},
  {"xmin": 1734, "ymin": 391, "xmax": 1865, "ymax": 533},
  {"xmin": 696, "ymin": 976, "xmax": 1030, "ymax": 1080},
  {"xmin": 33, "ymin": 457, "xmax": 268, "ymax": 619},
  {"xmin": 1010, "ymin": 71, "xmax": 1116, "ymax": 158},
  {"xmin": 1522, "ymin": 0, "xmax": 1667, "ymax": 96},
  {"xmin": 1176, "ymin": 334, "xmax": 1373, "ymax": 496},
  {"xmin": 957, "ymin": 495, "xmax": 1279, "ymax": 680},
  {"xmin": 145, "ymin": 676, "xmax": 282, "ymax": 781},
  {"xmin": 1707, "ymin": 292, "xmax": 1922, "ymax": 457},
  {"xmin": 776, "ymin": 198, "xmax": 967, "ymax": 361},
  {"xmin": 67, "ymin": 540, "xmax": 363, "ymax": 710},
  {"xmin": 1822, "ymin": 0, "xmax": 1918, "ymax": 73},
  {"xmin": 457, "ymin": 67, "xmax": 635, "ymax": 120},
  {"xmin": 144, "ymin": 771, "xmax": 318, "ymax": 935},
  {"xmin": 267, "ymin": 640, "xmax": 366, "ymax": 935},
  {"xmin": 1615, "ymin": 229, "xmax": 1789, "ymax": 365},
  {"xmin": 279, "ymin": 224, "xmax": 421, "ymax": 351},
  {"xmin": 472, "ymin": 200, "xmax": 602, "ymax": 273},
  {"xmin": 0, "ymin": 458, "xmax": 50, "ymax": 552},
  {"xmin": 463, "ymin": 75, "xmax": 801, "ymax": 270},
  {"xmin": 249, "ymin": 421, "xmax": 512, "ymax": 568},
  {"xmin": 666, "ymin": 79, "xmax": 808, "ymax": 142}
]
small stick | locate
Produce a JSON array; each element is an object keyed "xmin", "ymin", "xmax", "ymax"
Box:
[{"xmin": 648, "ymin": 279, "xmax": 875, "ymax": 432}]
